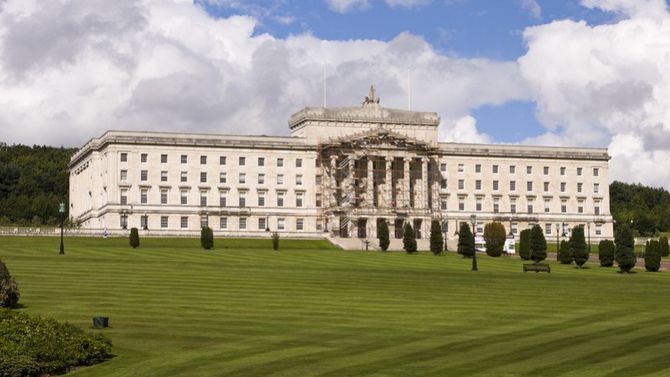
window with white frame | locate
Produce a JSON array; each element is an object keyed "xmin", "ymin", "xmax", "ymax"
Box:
[
  {"xmin": 180, "ymin": 216, "xmax": 188, "ymax": 228},
  {"xmin": 277, "ymin": 174, "xmax": 284, "ymax": 185},
  {"xmin": 296, "ymin": 175, "xmax": 303, "ymax": 186},
  {"xmin": 493, "ymin": 197, "xmax": 500, "ymax": 213},
  {"xmin": 441, "ymin": 198, "xmax": 448, "ymax": 210},
  {"xmin": 239, "ymin": 156, "xmax": 246, "ymax": 166},
  {"xmin": 161, "ymin": 216, "xmax": 168, "ymax": 228},
  {"xmin": 458, "ymin": 196, "xmax": 465, "ymax": 211},
  {"xmin": 577, "ymin": 182, "xmax": 583, "ymax": 193},
  {"xmin": 239, "ymin": 217, "xmax": 247, "ymax": 230},
  {"xmin": 181, "ymin": 190, "xmax": 188, "ymax": 205},
  {"xmin": 219, "ymin": 172, "xmax": 226, "ymax": 184},
  {"xmin": 561, "ymin": 199, "xmax": 567, "ymax": 213},
  {"xmin": 441, "ymin": 179, "xmax": 447, "ymax": 189},
  {"xmin": 316, "ymin": 193, "xmax": 322, "ymax": 207},
  {"xmin": 200, "ymin": 215, "xmax": 208, "ymax": 228},
  {"xmin": 475, "ymin": 164, "xmax": 481, "ymax": 173},
  {"xmin": 458, "ymin": 179, "xmax": 464, "ymax": 190},
  {"xmin": 594, "ymin": 183, "xmax": 600, "ymax": 194},
  {"xmin": 200, "ymin": 155, "xmax": 207, "ymax": 165},
  {"xmin": 544, "ymin": 182, "xmax": 549, "ymax": 192},
  {"xmin": 258, "ymin": 173, "xmax": 265, "ymax": 184},
  {"xmin": 161, "ymin": 154, "xmax": 168, "ymax": 163},
  {"xmin": 475, "ymin": 180, "xmax": 481, "ymax": 190},
  {"xmin": 560, "ymin": 182, "xmax": 566, "ymax": 192},
  {"xmin": 296, "ymin": 158, "xmax": 302, "ymax": 168},
  {"xmin": 200, "ymin": 172, "xmax": 207, "ymax": 183},
  {"xmin": 219, "ymin": 192, "xmax": 227, "ymax": 207},
  {"xmin": 510, "ymin": 165, "xmax": 516, "ymax": 174},
  {"xmin": 140, "ymin": 153, "xmax": 147, "ymax": 163},
  {"xmin": 544, "ymin": 199, "xmax": 551, "ymax": 213},
  {"xmin": 526, "ymin": 166, "xmax": 532, "ymax": 174},
  {"xmin": 258, "ymin": 217, "xmax": 266, "ymax": 230},
  {"xmin": 239, "ymin": 173, "xmax": 246, "ymax": 184},
  {"xmin": 527, "ymin": 181, "xmax": 533, "ymax": 192},
  {"xmin": 120, "ymin": 153, "xmax": 128, "ymax": 162},
  {"xmin": 511, "ymin": 222, "xmax": 518, "ymax": 234},
  {"xmin": 545, "ymin": 224, "xmax": 552, "ymax": 235},
  {"xmin": 492, "ymin": 165, "xmax": 499, "ymax": 174},
  {"xmin": 220, "ymin": 216, "xmax": 228, "ymax": 229},
  {"xmin": 476, "ymin": 197, "xmax": 483, "ymax": 211},
  {"xmin": 258, "ymin": 157, "xmax": 265, "ymax": 166},
  {"xmin": 238, "ymin": 192, "xmax": 246, "ymax": 207},
  {"xmin": 296, "ymin": 192, "xmax": 304, "ymax": 207},
  {"xmin": 120, "ymin": 189, "xmax": 128, "ymax": 205},
  {"xmin": 527, "ymin": 198, "xmax": 534, "ymax": 214},
  {"xmin": 219, "ymin": 156, "xmax": 226, "ymax": 165},
  {"xmin": 277, "ymin": 218, "xmax": 285, "ymax": 230},
  {"xmin": 277, "ymin": 191, "xmax": 285, "ymax": 207},
  {"xmin": 160, "ymin": 189, "xmax": 168, "ymax": 204},
  {"xmin": 181, "ymin": 155, "xmax": 187, "ymax": 164},
  {"xmin": 458, "ymin": 163, "xmax": 464, "ymax": 172},
  {"xmin": 593, "ymin": 167, "xmax": 599, "ymax": 176},
  {"xmin": 578, "ymin": 199, "xmax": 584, "ymax": 214},
  {"xmin": 510, "ymin": 197, "xmax": 517, "ymax": 213},
  {"xmin": 440, "ymin": 163, "xmax": 447, "ymax": 172},
  {"xmin": 119, "ymin": 214, "xmax": 128, "ymax": 229},
  {"xmin": 180, "ymin": 171, "xmax": 187, "ymax": 182},
  {"xmin": 140, "ymin": 189, "xmax": 148, "ymax": 204},
  {"xmin": 277, "ymin": 158, "xmax": 284, "ymax": 167},
  {"xmin": 141, "ymin": 170, "xmax": 148, "ymax": 181},
  {"xmin": 161, "ymin": 171, "xmax": 168, "ymax": 182},
  {"xmin": 577, "ymin": 167, "xmax": 582, "ymax": 176},
  {"xmin": 560, "ymin": 167, "xmax": 566, "ymax": 175},
  {"xmin": 493, "ymin": 180, "xmax": 499, "ymax": 191},
  {"xmin": 510, "ymin": 180, "xmax": 516, "ymax": 191},
  {"xmin": 595, "ymin": 224, "xmax": 602, "ymax": 235},
  {"xmin": 200, "ymin": 191, "xmax": 207, "ymax": 206},
  {"xmin": 543, "ymin": 166, "xmax": 549, "ymax": 175},
  {"xmin": 258, "ymin": 192, "xmax": 266, "ymax": 207},
  {"xmin": 296, "ymin": 218, "xmax": 304, "ymax": 231},
  {"xmin": 594, "ymin": 200, "xmax": 601, "ymax": 215},
  {"xmin": 120, "ymin": 170, "xmax": 128, "ymax": 181},
  {"xmin": 140, "ymin": 215, "xmax": 148, "ymax": 229}
]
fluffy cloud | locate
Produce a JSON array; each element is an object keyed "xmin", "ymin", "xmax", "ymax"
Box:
[
  {"xmin": 325, "ymin": 0, "xmax": 370, "ymax": 13},
  {"xmin": 520, "ymin": 0, "xmax": 542, "ymax": 19},
  {"xmin": 385, "ymin": 0, "xmax": 432, "ymax": 9}
]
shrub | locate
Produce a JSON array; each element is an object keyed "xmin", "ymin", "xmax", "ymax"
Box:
[
  {"xmin": 598, "ymin": 240, "xmax": 615, "ymax": 267},
  {"xmin": 659, "ymin": 236, "xmax": 670, "ymax": 257},
  {"xmin": 272, "ymin": 232, "xmax": 279, "ymax": 251},
  {"xmin": 570, "ymin": 226, "xmax": 589, "ymax": 268},
  {"xmin": 129, "ymin": 227, "xmax": 140, "ymax": 249},
  {"xmin": 645, "ymin": 240, "xmax": 661, "ymax": 272},
  {"xmin": 558, "ymin": 239, "xmax": 573, "ymax": 264},
  {"xmin": 0, "ymin": 260, "xmax": 20, "ymax": 308},
  {"xmin": 200, "ymin": 227, "xmax": 214, "ymax": 250},
  {"xmin": 377, "ymin": 219, "xmax": 390, "ymax": 251},
  {"xmin": 457, "ymin": 222, "xmax": 474, "ymax": 258},
  {"xmin": 483, "ymin": 222, "xmax": 506, "ymax": 257},
  {"xmin": 0, "ymin": 309, "xmax": 112, "ymax": 377},
  {"xmin": 529, "ymin": 225, "xmax": 547, "ymax": 263},
  {"xmin": 429, "ymin": 220, "xmax": 444, "ymax": 255},
  {"xmin": 403, "ymin": 223, "xmax": 417, "ymax": 254},
  {"xmin": 615, "ymin": 224, "xmax": 636, "ymax": 273},
  {"xmin": 518, "ymin": 229, "xmax": 531, "ymax": 261}
]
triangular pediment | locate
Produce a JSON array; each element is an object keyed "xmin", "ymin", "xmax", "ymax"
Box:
[{"xmin": 320, "ymin": 128, "xmax": 437, "ymax": 153}]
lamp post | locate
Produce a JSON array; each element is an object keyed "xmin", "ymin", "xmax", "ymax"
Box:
[
  {"xmin": 59, "ymin": 202, "xmax": 65, "ymax": 255},
  {"xmin": 470, "ymin": 214, "xmax": 478, "ymax": 271},
  {"xmin": 555, "ymin": 223, "xmax": 560, "ymax": 261},
  {"xmin": 442, "ymin": 218, "xmax": 448, "ymax": 252},
  {"xmin": 587, "ymin": 222, "xmax": 591, "ymax": 254}
]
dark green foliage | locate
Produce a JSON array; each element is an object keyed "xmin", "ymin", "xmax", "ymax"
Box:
[
  {"xmin": 0, "ymin": 309, "xmax": 112, "ymax": 377},
  {"xmin": 0, "ymin": 260, "xmax": 19, "ymax": 308},
  {"xmin": 558, "ymin": 239, "xmax": 573, "ymax": 264},
  {"xmin": 659, "ymin": 236, "xmax": 669, "ymax": 257},
  {"xmin": 200, "ymin": 227, "xmax": 214, "ymax": 250},
  {"xmin": 272, "ymin": 232, "xmax": 279, "ymax": 251},
  {"xmin": 598, "ymin": 240, "xmax": 615, "ymax": 267},
  {"xmin": 483, "ymin": 222, "xmax": 506, "ymax": 257},
  {"xmin": 610, "ymin": 181, "xmax": 670, "ymax": 236},
  {"xmin": 570, "ymin": 226, "xmax": 589, "ymax": 268},
  {"xmin": 645, "ymin": 240, "xmax": 661, "ymax": 272},
  {"xmin": 529, "ymin": 225, "xmax": 547, "ymax": 263},
  {"xmin": 377, "ymin": 220, "xmax": 390, "ymax": 251},
  {"xmin": 129, "ymin": 227, "xmax": 140, "ymax": 249},
  {"xmin": 403, "ymin": 223, "xmax": 417, "ymax": 254},
  {"xmin": 429, "ymin": 220, "xmax": 443, "ymax": 255},
  {"xmin": 614, "ymin": 224, "xmax": 636, "ymax": 273},
  {"xmin": 457, "ymin": 222, "xmax": 474, "ymax": 258},
  {"xmin": 518, "ymin": 229, "xmax": 531, "ymax": 260}
]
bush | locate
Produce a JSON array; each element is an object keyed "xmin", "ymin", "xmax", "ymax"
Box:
[
  {"xmin": 483, "ymin": 222, "xmax": 506, "ymax": 257},
  {"xmin": 645, "ymin": 240, "xmax": 661, "ymax": 272},
  {"xmin": 429, "ymin": 220, "xmax": 444, "ymax": 255},
  {"xmin": 457, "ymin": 222, "xmax": 474, "ymax": 258},
  {"xmin": 558, "ymin": 239, "xmax": 573, "ymax": 264},
  {"xmin": 377, "ymin": 219, "xmax": 390, "ymax": 251},
  {"xmin": 272, "ymin": 232, "xmax": 279, "ymax": 251},
  {"xmin": 518, "ymin": 229, "xmax": 531, "ymax": 261},
  {"xmin": 598, "ymin": 240, "xmax": 615, "ymax": 267},
  {"xmin": 529, "ymin": 225, "xmax": 547, "ymax": 263},
  {"xmin": 129, "ymin": 227, "xmax": 140, "ymax": 249},
  {"xmin": 0, "ymin": 309, "xmax": 112, "ymax": 377},
  {"xmin": 0, "ymin": 260, "xmax": 20, "ymax": 308},
  {"xmin": 659, "ymin": 236, "xmax": 669, "ymax": 257},
  {"xmin": 403, "ymin": 223, "xmax": 417, "ymax": 254},
  {"xmin": 615, "ymin": 224, "xmax": 636, "ymax": 273},
  {"xmin": 200, "ymin": 227, "xmax": 214, "ymax": 250},
  {"xmin": 570, "ymin": 226, "xmax": 589, "ymax": 268}
]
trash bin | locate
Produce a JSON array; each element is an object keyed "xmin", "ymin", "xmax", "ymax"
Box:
[{"xmin": 93, "ymin": 316, "xmax": 109, "ymax": 328}]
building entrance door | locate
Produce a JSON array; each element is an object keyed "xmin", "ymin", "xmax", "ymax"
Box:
[
  {"xmin": 357, "ymin": 218, "xmax": 367, "ymax": 238},
  {"xmin": 394, "ymin": 219, "xmax": 404, "ymax": 239}
]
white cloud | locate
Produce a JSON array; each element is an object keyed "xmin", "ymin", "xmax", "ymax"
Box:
[
  {"xmin": 520, "ymin": 0, "xmax": 542, "ymax": 20},
  {"xmin": 441, "ymin": 115, "xmax": 492, "ymax": 144},
  {"xmin": 385, "ymin": 0, "xmax": 432, "ymax": 9},
  {"xmin": 580, "ymin": 0, "xmax": 668, "ymax": 19},
  {"xmin": 325, "ymin": 0, "xmax": 370, "ymax": 13}
]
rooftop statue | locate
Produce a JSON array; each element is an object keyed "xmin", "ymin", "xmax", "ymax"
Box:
[{"xmin": 362, "ymin": 85, "xmax": 380, "ymax": 105}]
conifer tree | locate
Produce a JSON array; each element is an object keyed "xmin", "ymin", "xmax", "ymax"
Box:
[
  {"xmin": 377, "ymin": 219, "xmax": 390, "ymax": 251},
  {"xmin": 429, "ymin": 220, "xmax": 444, "ymax": 255},
  {"xmin": 483, "ymin": 222, "xmax": 506, "ymax": 257},
  {"xmin": 645, "ymin": 239, "xmax": 661, "ymax": 272},
  {"xmin": 403, "ymin": 223, "xmax": 417, "ymax": 254},
  {"xmin": 559, "ymin": 239, "xmax": 573, "ymax": 264},
  {"xmin": 457, "ymin": 222, "xmax": 474, "ymax": 258},
  {"xmin": 615, "ymin": 224, "xmax": 636, "ymax": 273},
  {"xmin": 129, "ymin": 227, "xmax": 140, "ymax": 249},
  {"xmin": 571, "ymin": 226, "xmax": 589, "ymax": 268},
  {"xmin": 272, "ymin": 232, "xmax": 280, "ymax": 251},
  {"xmin": 598, "ymin": 239, "xmax": 615, "ymax": 267},
  {"xmin": 518, "ymin": 229, "xmax": 531, "ymax": 260},
  {"xmin": 659, "ymin": 236, "xmax": 669, "ymax": 257},
  {"xmin": 529, "ymin": 225, "xmax": 547, "ymax": 263},
  {"xmin": 0, "ymin": 260, "xmax": 20, "ymax": 308},
  {"xmin": 200, "ymin": 226, "xmax": 214, "ymax": 250}
]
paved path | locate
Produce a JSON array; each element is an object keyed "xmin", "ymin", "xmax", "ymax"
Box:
[{"xmin": 512, "ymin": 252, "xmax": 669, "ymax": 271}]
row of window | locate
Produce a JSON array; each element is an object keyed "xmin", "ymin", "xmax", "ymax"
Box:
[
  {"xmin": 120, "ymin": 214, "xmax": 304, "ymax": 231},
  {"xmin": 466, "ymin": 222, "xmax": 603, "ymax": 236},
  {"xmin": 120, "ymin": 189, "xmax": 312, "ymax": 208},
  {"xmin": 442, "ymin": 179, "xmax": 601, "ymax": 194},
  {"xmin": 441, "ymin": 163, "xmax": 600, "ymax": 177},
  {"xmin": 120, "ymin": 152, "xmax": 304, "ymax": 168},
  {"xmin": 120, "ymin": 170, "xmax": 304, "ymax": 186},
  {"xmin": 442, "ymin": 196, "xmax": 602, "ymax": 215}
]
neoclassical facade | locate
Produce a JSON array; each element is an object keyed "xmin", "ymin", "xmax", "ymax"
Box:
[{"xmin": 69, "ymin": 88, "xmax": 613, "ymax": 249}]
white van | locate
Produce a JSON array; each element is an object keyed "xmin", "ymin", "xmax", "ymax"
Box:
[{"xmin": 503, "ymin": 235, "xmax": 516, "ymax": 255}]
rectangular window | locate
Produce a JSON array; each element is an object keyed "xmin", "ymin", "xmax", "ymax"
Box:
[
  {"xmin": 239, "ymin": 157, "xmax": 246, "ymax": 166},
  {"xmin": 277, "ymin": 158, "xmax": 284, "ymax": 167},
  {"xmin": 561, "ymin": 199, "xmax": 567, "ymax": 213},
  {"xmin": 543, "ymin": 166, "xmax": 549, "ymax": 175},
  {"xmin": 526, "ymin": 166, "xmax": 532, "ymax": 174},
  {"xmin": 200, "ymin": 191, "xmax": 207, "ymax": 206},
  {"xmin": 219, "ymin": 172, "xmax": 227, "ymax": 184},
  {"xmin": 180, "ymin": 171, "xmax": 187, "ymax": 182},
  {"xmin": 544, "ymin": 182, "xmax": 549, "ymax": 192},
  {"xmin": 200, "ymin": 172, "xmax": 207, "ymax": 183},
  {"xmin": 277, "ymin": 192, "xmax": 285, "ymax": 207},
  {"xmin": 577, "ymin": 167, "xmax": 582, "ymax": 176},
  {"xmin": 296, "ymin": 158, "xmax": 303, "ymax": 168},
  {"xmin": 296, "ymin": 192, "xmax": 304, "ymax": 207},
  {"xmin": 277, "ymin": 218, "xmax": 285, "ymax": 230},
  {"xmin": 258, "ymin": 173, "xmax": 265, "ymax": 185},
  {"xmin": 120, "ymin": 153, "xmax": 127, "ymax": 162},
  {"xmin": 120, "ymin": 189, "xmax": 128, "ymax": 205},
  {"xmin": 493, "ymin": 198, "xmax": 500, "ymax": 213},
  {"xmin": 440, "ymin": 163, "xmax": 447, "ymax": 172},
  {"xmin": 258, "ymin": 194, "xmax": 265, "ymax": 207},
  {"xmin": 544, "ymin": 199, "xmax": 551, "ymax": 213},
  {"xmin": 259, "ymin": 217, "xmax": 267, "ymax": 231},
  {"xmin": 595, "ymin": 224, "xmax": 602, "ymax": 236},
  {"xmin": 200, "ymin": 215, "xmax": 208, "ymax": 228},
  {"xmin": 161, "ymin": 154, "xmax": 168, "ymax": 163},
  {"xmin": 161, "ymin": 216, "xmax": 168, "ymax": 228},
  {"xmin": 511, "ymin": 198, "xmax": 517, "ymax": 213},
  {"xmin": 140, "ymin": 153, "xmax": 148, "ymax": 163},
  {"xmin": 561, "ymin": 182, "xmax": 566, "ymax": 192},
  {"xmin": 258, "ymin": 157, "xmax": 265, "ymax": 166},
  {"xmin": 458, "ymin": 179, "xmax": 464, "ymax": 190},
  {"xmin": 316, "ymin": 193, "xmax": 322, "ymax": 207},
  {"xmin": 140, "ymin": 189, "xmax": 148, "ymax": 204},
  {"xmin": 219, "ymin": 193, "xmax": 227, "ymax": 207},
  {"xmin": 120, "ymin": 170, "xmax": 128, "ymax": 181},
  {"xmin": 181, "ymin": 155, "xmax": 187, "ymax": 164},
  {"xmin": 593, "ymin": 167, "xmax": 599, "ymax": 176},
  {"xmin": 594, "ymin": 183, "xmax": 600, "ymax": 193},
  {"xmin": 200, "ymin": 155, "xmax": 207, "ymax": 165},
  {"xmin": 476, "ymin": 197, "xmax": 482, "ymax": 211},
  {"xmin": 239, "ymin": 173, "xmax": 246, "ymax": 184},
  {"xmin": 161, "ymin": 189, "xmax": 168, "ymax": 204},
  {"xmin": 220, "ymin": 217, "xmax": 228, "ymax": 229},
  {"xmin": 458, "ymin": 197, "xmax": 465, "ymax": 211},
  {"xmin": 475, "ymin": 164, "xmax": 481, "ymax": 173},
  {"xmin": 511, "ymin": 222, "xmax": 518, "ymax": 234},
  {"xmin": 527, "ymin": 181, "xmax": 533, "ymax": 192},
  {"xmin": 578, "ymin": 200, "xmax": 584, "ymax": 213},
  {"xmin": 239, "ymin": 217, "xmax": 247, "ymax": 230},
  {"xmin": 161, "ymin": 171, "xmax": 168, "ymax": 182},
  {"xmin": 181, "ymin": 216, "xmax": 188, "ymax": 229},
  {"xmin": 315, "ymin": 175, "xmax": 321, "ymax": 185},
  {"xmin": 493, "ymin": 180, "xmax": 499, "ymax": 191},
  {"xmin": 181, "ymin": 190, "xmax": 188, "ymax": 205},
  {"xmin": 510, "ymin": 165, "xmax": 516, "ymax": 174},
  {"xmin": 141, "ymin": 170, "xmax": 148, "ymax": 181},
  {"xmin": 239, "ymin": 194, "xmax": 246, "ymax": 207},
  {"xmin": 577, "ymin": 182, "xmax": 583, "ymax": 193},
  {"xmin": 527, "ymin": 199, "xmax": 534, "ymax": 214},
  {"xmin": 441, "ymin": 179, "xmax": 447, "ymax": 189},
  {"xmin": 140, "ymin": 215, "xmax": 148, "ymax": 229},
  {"xmin": 296, "ymin": 218, "xmax": 304, "ymax": 231},
  {"xmin": 277, "ymin": 174, "xmax": 284, "ymax": 185},
  {"xmin": 594, "ymin": 200, "xmax": 601, "ymax": 215},
  {"xmin": 219, "ymin": 156, "xmax": 226, "ymax": 165},
  {"xmin": 441, "ymin": 199, "xmax": 448, "ymax": 210},
  {"xmin": 296, "ymin": 175, "xmax": 303, "ymax": 186},
  {"xmin": 510, "ymin": 181, "xmax": 516, "ymax": 191},
  {"xmin": 475, "ymin": 180, "xmax": 482, "ymax": 190},
  {"xmin": 545, "ymin": 224, "xmax": 552, "ymax": 235},
  {"xmin": 492, "ymin": 165, "xmax": 499, "ymax": 174},
  {"xmin": 458, "ymin": 163, "xmax": 464, "ymax": 172},
  {"xmin": 560, "ymin": 167, "xmax": 566, "ymax": 175}
]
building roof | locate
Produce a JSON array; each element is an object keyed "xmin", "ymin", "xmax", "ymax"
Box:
[{"xmin": 288, "ymin": 105, "xmax": 440, "ymax": 130}]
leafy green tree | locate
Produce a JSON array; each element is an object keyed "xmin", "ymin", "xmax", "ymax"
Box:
[
  {"xmin": 272, "ymin": 232, "xmax": 280, "ymax": 251},
  {"xmin": 518, "ymin": 229, "xmax": 531, "ymax": 260},
  {"xmin": 0, "ymin": 259, "xmax": 20, "ymax": 308},
  {"xmin": 529, "ymin": 225, "xmax": 547, "ymax": 263},
  {"xmin": 403, "ymin": 223, "xmax": 417, "ymax": 254},
  {"xmin": 659, "ymin": 236, "xmax": 669, "ymax": 257},
  {"xmin": 377, "ymin": 219, "xmax": 390, "ymax": 251},
  {"xmin": 570, "ymin": 226, "xmax": 589, "ymax": 268},
  {"xmin": 457, "ymin": 222, "xmax": 474, "ymax": 258},
  {"xmin": 200, "ymin": 227, "xmax": 214, "ymax": 250},
  {"xmin": 559, "ymin": 239, "xmax": 573, "ymax": 264},
  {"xmin": 129, "ymin": 227, "xmax": 140, "ymax": 249},
  {"xmin": 429, "ymin": 220, "xmax": 444, "ymax": 255},
  {"xmin": 483, "ymin": 222, "xmax": 506, "ymax": 257},
  {"xmin": 645, "ymin": 240, "xmax": 661, "ymax": 272},
  {"xmin": 615, "ymin": 224, "xmax": 636, "ymax": 273},
  {"xmin": 598, "ymin": 240, "xmax": 615, "ymax": 267}
]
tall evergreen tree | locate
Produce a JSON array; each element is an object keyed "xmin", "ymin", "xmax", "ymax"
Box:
[
  {"xmin": 0, "ymin": 259, "xmax": 20, "ymax": 308},
  {"xmin": 529, "ymin": 225, "xmax": 547, "ymax": 263},
  {"xmin": 518, "ymin": 229, "xmax": 531, "ymax": 260},
  {"xmin": 377, "ymin": 219, "xmax": 390, "ymax": 251},
  {"xmin": 272, "ymin": 232, "xmax": 280, "ymax": 251},
  {"xmin": 483, "ymin": 222, "xmax": 506, "ymax": 257},
  {"xmin": 570, "ymin": 226, "xmax": 589, "ymax": 268},
  {"xmin": 645, "ymin": 240, "xmax": 661, "ymax": 272},
  {"xmin": 659, "ymin": 236, "xmax": 670, "ymax": 257},
  {"xmin": 200, "ymin": 226, "xmax": 214, "ymax": 250},
  {"xmin": 559, "ymin": 239, "xmax": 573, "ymax": 264},
  {"xmin": 403, "ymin": 223, "xmax": 417, "ymax": 254},
  {"xmin": 129, "ymin": 227, "xmax": 140, "ymax": 249},
  {"xmin": 615, "ymin": 224, "xmax": 636, "ymax": 273},
  {"xmin": 598, "ymin": 239, "xmax": 615, "ymax": 267},
  {"xmin": 457, "ymin": 222, "xmax": 474, "ymax": 258},
  {"xmin": 429, "ymin": 220, "xmax": 444, "ymax": 255}
]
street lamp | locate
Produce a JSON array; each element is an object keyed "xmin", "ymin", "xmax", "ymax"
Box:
[
  {"xmin": 555, "ymin": 223, "xmax": 560, "ymax": 261},
  {"xmin": 59, "ymin": 202, "xmax": 65, "ymax": 255},
  {"xmin": 587, "ymin": 222, "xmax": 591, "ymax": 254},
  {"xmin": 442, "ymin": 218, "xmax": 448, "ymax": 252},
  {"xmin": 470, "ymin": 214, "xmax": 478, "ymax": 271}
]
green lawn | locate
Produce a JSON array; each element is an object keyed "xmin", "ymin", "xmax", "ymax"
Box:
[{"xmin": 2, "ymin": 236, "xmax": 670, "ymax": 377}]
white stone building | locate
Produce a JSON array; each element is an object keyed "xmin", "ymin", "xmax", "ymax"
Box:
[{"xmin": 69, "ymin": 88, "xmax": 613, "ymax": 249}]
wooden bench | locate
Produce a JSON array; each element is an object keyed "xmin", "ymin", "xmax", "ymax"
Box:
[{"xmin": 523, "ymin": 263, "xmax": 551, "ymax": 273}]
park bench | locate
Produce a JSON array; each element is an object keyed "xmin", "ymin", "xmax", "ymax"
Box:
[{"xmin": 523, "ymin": 263, "xmax": 551, "ymax": 273}]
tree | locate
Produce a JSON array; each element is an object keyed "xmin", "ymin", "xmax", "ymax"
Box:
[
  {"xmin": 558, "ymin": 239, "xmax": 573, "ymax": 264},
  {"xmin": 645, "ymin": 239, "xmax": 661, "ymax": 272},
  {"xmin": 272, "ymin": 232, "xmax": 280, "ymax": 251},
  {"xmin": 615, "ymin": 224, "xmax": 636, "ymax": 273},
  {"xmin": 659, "ymin": 236, "xmax": 669, "ymax": 257},
  {"xmin": 483, "ymin": 222, "xmax": 506, "ymax": 257},
  {"xmin": 377, "ymin": 219, "xmax": 390, "ymax": 251},
  {"xmin": 429, "ymin": 220, "xmax": 444, "ymax": 255},
  {"xmin": 518, "ymin": 229, "xmax": 531, "ymax": 261},
  {"xmin": 0, "ymin": 259, "xmax": 20, "ymax": 308},
  {"xmin": 529, "ymin": 225, "xmax": 547, "ymax": 263},
  {"xmin": 200, "ymin": 226, "xmax": 214, "ymax": 250},
  {"xmin": 403, "ymin": 223, "xmax": 417, "ymax": 254},
  {"xmin": 570, "ymin": 226, "xmax": 589, "ymax": 268},
  {"xmin": 457, "ymin": 222, "xmax": 474, "ymax": 258},
  {"xmin": 598, "ymin": 240, "xmax": 615, "ymax": 267},
  {"xmin": 129, "ymin": 227, "xmax": 140, "ymax": 249}
]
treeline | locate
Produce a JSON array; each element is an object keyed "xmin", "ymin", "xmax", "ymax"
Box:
[
  {"xmin": 0, "ymin": 143, "xmax": 76, "ymax": 226},
  {"xmin": 610, "ymin": 181, "xmax": 670, "ymax": 236}
]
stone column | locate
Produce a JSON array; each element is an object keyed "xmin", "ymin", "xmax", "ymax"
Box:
[
  {"xmin": 385, "ymin": 157, "xmax": 393, "ymax": 209},
  {"xmin": 329, "ymin": 156, "xmax": 338, "ymax": 207},
  {"xmin": 421, "ymin": 157, "xmax": 428, "ymax": 210},
  {"xmin": 432, "ymin": 158, "xmax": 441, "ymax": 212},
  {"xmin": 367, "ymin": 157, "xmax": 374, "ymax": 208},
  {"xmin": 403, "ymin": 157, "xmax": 411, "ymax": 209}
]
